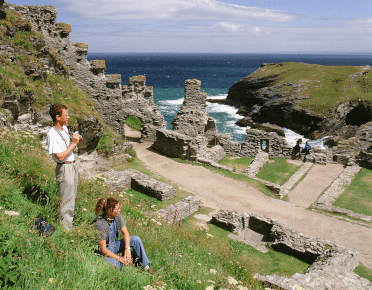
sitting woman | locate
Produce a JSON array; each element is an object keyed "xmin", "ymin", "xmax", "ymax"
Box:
[
  {"xmin": 93, "ymin": 197, "xmax": 155, "ymax": 273},
  {"xmin": 302, "ymin": 141, "xmax": 312, "ymax": 155}
]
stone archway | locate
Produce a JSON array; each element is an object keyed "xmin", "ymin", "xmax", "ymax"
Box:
[{"xmin": 125, "ymin": 115, "xmax": 142, "ymax": 142}]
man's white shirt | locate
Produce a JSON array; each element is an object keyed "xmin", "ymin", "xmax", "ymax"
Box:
[{"xmin": 47, "ymin": 125, "xmax": 74, "ymax": 163}]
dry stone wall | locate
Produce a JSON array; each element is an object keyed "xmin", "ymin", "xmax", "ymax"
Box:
[
  {"xmin": 156, "ymin": 196, "xmax": 201, "ymax": 223},
  {"xmin": 211, "ymin": 210, "xmax": 372, "ymax": 290},
  {"xmin": 15, "ymin": 5, "xmax": 166, "ymax": 142}
]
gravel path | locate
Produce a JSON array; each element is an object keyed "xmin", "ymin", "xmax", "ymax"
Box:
[
  {"xmin": 288, "ymin": 163, "xmax": 344, "ymax": 208},
  {"xmin": 133, "ymin": 142, "xmax": 372, "ymax": 269}
]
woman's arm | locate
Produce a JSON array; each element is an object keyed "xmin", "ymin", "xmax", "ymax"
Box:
[
  {"xmin": 98, "ymin": 239, "xmax": 128, "ymax": 265},
  {"xmin": 121, "ymin": 226, "xmax": 132, "ymax": 265}
]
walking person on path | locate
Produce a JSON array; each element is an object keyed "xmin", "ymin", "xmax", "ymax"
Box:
[{"xmin": 47, "ymin": 104, "xmax": 82, "ymax": 230}]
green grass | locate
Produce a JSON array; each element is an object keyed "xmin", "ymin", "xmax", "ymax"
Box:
[
  {"xmin": 355, "ymin": 264, "xmax": 372, "ymax": 283},
  {"xmin": 333, "ymin": 168, "xmax": 372, "ymax": 216},
  {"xmin": 256, "ymin": 158, "xmax": 301, "ymax": 186},
  {"xmin": 0, "ymin": 129, "xmax": 317, "ymax": 290},
  {"xmin": 218, "ymin": 156, "xmax": 253, "ymax": 173},
  {"xmin": 126, "ymin": 115, "xmax": 142, "ymax": 131}
]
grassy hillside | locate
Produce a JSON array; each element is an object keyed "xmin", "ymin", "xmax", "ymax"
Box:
[
  {"xmin": 249, "ymin": 62, "xmax": 371, "ymax": 115},
  {"xmin": 0, "ymin": 128, "xmax": 317, "ymax": 289}
]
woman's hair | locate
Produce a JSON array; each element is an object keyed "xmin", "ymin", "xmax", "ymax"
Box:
[{"xmin": 94, "ymin": 197, "xmax": 119, "ymax": 215}]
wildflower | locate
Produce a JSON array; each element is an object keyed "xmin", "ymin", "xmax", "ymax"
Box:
[
  {"xmin": 5, "ymin": 211, "xmax": 20, "ymax": 216},
  {"xmin": 197, "ymin": 263, "xmax": 201, "ymax": 266},
  {"xmin": 209, "ymin": 269, "xmax": 217, "ymax": 274},
  {"xmin": 238, "ymin": 286, "xmax": 249, "ymax": 290},
  {"xmin": 179, "ymin": 254, "xmax": 182, "ymax": 257},
  {"xmin": 179, "ymin": 219, "xmax": 182, "ymax": 226},
  {"xmin": 48, "ymin": 278, "xmax": 54, "ymax": 284},
  {"xmin": 82, "ymin": 208, "xmax": 87, "ymax": 212},
  {"xmin": 129, "ymin": 194, "xmax": 134, "ymax": 197},
  {"xmin": 151, "ymin": 205, "xmax": 156, "ymax": 208},
  {"xmin": 227, "ymin": 276, "xmax": 238, "ymax": 285},
  {"xmin": 197, "ymin": 280, "xmax": 201, "ymax": 284},
  {"xmin": 206, "ymin": 233, "xmax": 214, "ymax": 238},
  {"xmin": 119, "ymin": 194, "xmax": 124, "ymax": 197},
  {"xmin": 205, "ymin": 286, "xmax": 214, "ymax": 290},
  {"xmin": 157, "ymin": 221, "xmax": 162, "ymax": 226},
  {"xmin": 111, "ymin": 277, "xmax": 115, "ymax": 282},
  {"xmin": 207, "ymin": 280, "xmax": 215, "ymax": 284},
  {"xmin": 208, "ymin": 252, "xmax": 211, "ymax": 255}
]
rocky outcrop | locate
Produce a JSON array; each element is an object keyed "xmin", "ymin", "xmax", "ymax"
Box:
[
  {"xmin": 227, "ymin": 62, "xmax": 372, "ymax": 141},
  {"xmin": 211, "ymin": 210, "xmax": 372, "ymax": 290}
]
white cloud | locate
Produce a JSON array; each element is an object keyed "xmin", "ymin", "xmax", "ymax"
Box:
[{"xmin": 57, "ymin": 0, "xmax": 298, "ymax": 22}]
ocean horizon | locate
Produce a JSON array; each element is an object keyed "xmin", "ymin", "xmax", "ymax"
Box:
[{"xmin": 87, "ymin": 53, "xmax": 372, "ymax": 146}]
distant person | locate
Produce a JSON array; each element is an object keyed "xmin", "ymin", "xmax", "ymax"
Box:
[
  {"xmin": 47, "ymin": 104, "xmax": 82, "ymax": 230},
  {"xmin": 93, "ymin": 197, "xmax": 156, "ymax": 274},
  {"xmin": 292, "ymin": 138, "xmax": 302, "ymax": 158},
  {"xmin": 302, "ymin": 141, "xmax": 312, "ymax": 155}
]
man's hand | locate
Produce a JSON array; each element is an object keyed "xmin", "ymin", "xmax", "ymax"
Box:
[
  {"xmin": 72, "ymin": 132, "xmax": 82, "ymax": 144},
  {"xmin": 123, "ymin": 248, "xmax": 132, "ymax": 265}
]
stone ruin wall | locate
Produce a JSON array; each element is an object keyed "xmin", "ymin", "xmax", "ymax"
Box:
[
  {"xmin": 211, "ymin": 210, "xmax": 372, "ymax": 290},
  {"xmin": 172, "ymin": 79, "xmax": 217, "ymax": 140},
  {"xmin": 15, "ymin": 5, "xmax": 166, "ymax": 142},
  {"xmin": 152, "ymin": 79, "xmax": 226, "ymax": 162}
]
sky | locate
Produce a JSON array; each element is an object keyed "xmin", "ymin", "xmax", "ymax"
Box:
[{"xmin": 7, "ymin": 0, "xmax": 372, "ymax": 53}]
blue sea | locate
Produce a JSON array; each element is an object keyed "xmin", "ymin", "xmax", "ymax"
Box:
[{"xmin": 87, "ymin": 53, "xmax": 372, "ymax": 146}]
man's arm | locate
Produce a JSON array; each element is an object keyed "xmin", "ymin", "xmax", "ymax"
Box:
[
  {"xmin": 121, "ymin": 226, "xmax": 132, "ymax": 265},
  {"xmin": 54, "ymin": 132, "xmax": 80, "ymax": 162}
]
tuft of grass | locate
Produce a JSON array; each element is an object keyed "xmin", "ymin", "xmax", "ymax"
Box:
[
  {"xmin": 126, "ymin": 115, "xmax": 142, "ymax": 131},
  {"xmin": 333, "ymin": 168, "xmax": 372, "ymax": 216},
  {"xmin": 256, "ymin": 158, "xmax": 301, "ymax": 186}
]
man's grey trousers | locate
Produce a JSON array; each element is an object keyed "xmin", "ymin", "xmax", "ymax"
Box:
[{"xmin": 55, "ymin": 163, "xmax": 78, "ymax": 230}]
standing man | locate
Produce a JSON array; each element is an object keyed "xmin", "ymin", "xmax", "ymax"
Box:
[{"xmin": 47, "ymin": 104, "xmax": 82, "ymax": 230}]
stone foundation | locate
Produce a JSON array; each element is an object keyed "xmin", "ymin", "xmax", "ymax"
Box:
[{"xmin": 211, "ymin": 210, "xmax": 372, "ymax": 290}]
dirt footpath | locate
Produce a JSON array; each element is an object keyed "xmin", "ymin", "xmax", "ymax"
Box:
[
  {"xmin": 288, "ymin": 163, "xmax": 344, "ymax": 208},
  {"xmin": 133, "ymin": 142, "xmax": 372, "ymax": 269}
]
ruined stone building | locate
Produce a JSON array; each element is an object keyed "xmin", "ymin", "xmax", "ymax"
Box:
[{"xmin": 15, "ymin": 5, "xmax": 166, "ymax": 141}]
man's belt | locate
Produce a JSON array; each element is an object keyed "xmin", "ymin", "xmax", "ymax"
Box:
[{"xmin": 58, "ymin": 161, "xmax": 75, "ymax": 164}]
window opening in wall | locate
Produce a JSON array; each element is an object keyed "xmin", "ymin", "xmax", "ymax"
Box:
[
  {"xmin": 144, "ymin": 96, "xmax": 149, "ymax": 100},
  {"xmin": 93, "ymin": 71, "xmax": 97, "ymax": 75},
  {"xmin": 139, "ymin": 108, "xmax": 143, "ymax": 112},
  {"xmin": 93, "ymin": 96, "xmax": 98, "ymax": 100},
  {"xmin": 261, "ymin": 140, "xmax": 267, "ymax": 150},
  {"xmin": 89, "ymin": 84, "xmax": 93, "ymax": 88},
  {"xmin": 115, "ymin": 96, "xmax": 118, "ymax": 99},
  {"xmin": 76, "ymin": 59, "xmax": 81, "ymax": 63}
]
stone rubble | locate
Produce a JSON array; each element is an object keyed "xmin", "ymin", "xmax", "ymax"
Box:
[
  {"xmin": 156, "ymin": 196, "xmax": 201, "ymax": 223},
  {"xmin": 211, "ymin": 210, "xmax": 372, "ymax": 290}
]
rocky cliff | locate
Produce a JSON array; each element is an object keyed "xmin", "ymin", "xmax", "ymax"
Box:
[{"xmin": 227, "ymin": 62, "xmax": 372, "ymax": 141}]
